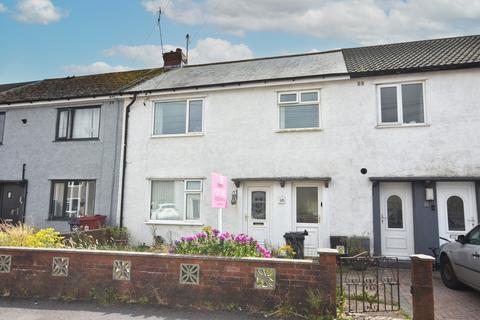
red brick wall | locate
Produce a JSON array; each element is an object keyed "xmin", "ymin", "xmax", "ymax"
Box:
[{"xmin": 0, "ymin": 247, "xmax": 337, "ymax": 315}]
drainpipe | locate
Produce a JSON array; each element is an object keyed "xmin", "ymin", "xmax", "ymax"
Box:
[
  {"xmin": 21, "ymin": 163, "xmax": 27, "ymax": 224},
  {"xmin": 119, "ymin": 94, "xmax": 137, "ymax": 228}
]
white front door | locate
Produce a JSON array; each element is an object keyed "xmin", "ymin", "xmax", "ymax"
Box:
[
  {"xmin": 380, "ymin": 182, "xmax": 414, "ymax": 258},
  {"xmin": 246, "ymin": 186, "xmax": 271, "ymax": 245},
  {"xmin": 437, "ymin": 182, "xmax": 478, "ymax": 244},
  {"xmin": 293, "ymin": 183, "xmax": 324, "ymax": 257}
]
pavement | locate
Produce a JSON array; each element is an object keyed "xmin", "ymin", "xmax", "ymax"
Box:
[{"xmin": 0, "ymin": 299, "xmax": 266, "ymax": 320}]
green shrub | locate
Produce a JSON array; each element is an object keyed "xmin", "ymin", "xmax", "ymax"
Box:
[
  {"xmin": 0, "ymin": 224, "xmax": 64, "ymax": 248},
  {"xmin": 107, "ymin": 227, "xmax": 129, "ymax": 241}
]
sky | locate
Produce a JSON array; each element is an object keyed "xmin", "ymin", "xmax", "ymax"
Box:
[{"xmin": 0, "ymin": 0, "xmax": 479, "ymax": 83}]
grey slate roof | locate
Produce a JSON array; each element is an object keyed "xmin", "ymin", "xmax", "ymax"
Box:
[
  {"xmin": 130, "ymin": 50, "xmax": 347, "ymax": 92},
  {"xmin": 343, "ymin": 35, "xmax": 480, "ymax": 76},
  {"xmin": 0, "ymin": 69, "xmax": 163, "ymax": 105}
]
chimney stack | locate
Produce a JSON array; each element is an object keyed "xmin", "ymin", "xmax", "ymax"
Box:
[{"xmin": 162, "ymin": 48, "xmax": 187, "ymax": 68}]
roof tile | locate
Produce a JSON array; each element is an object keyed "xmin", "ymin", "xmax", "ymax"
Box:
[{"xmin": 343, "ymin": 35, "xmax": 480, "ymax": 76}]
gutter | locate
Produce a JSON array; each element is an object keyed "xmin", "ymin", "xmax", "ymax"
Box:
[{"xmin": 119, "ymin": 93, "xmax": 137, "ymax": 228}]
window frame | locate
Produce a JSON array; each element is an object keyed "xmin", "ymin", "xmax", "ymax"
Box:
[
  {"xmin": 151, "ymin": 98, "xmax": 205, "ymax": 137},
  {"xmin": 148, "ymin": 179, "xmax": 203, "ymax": 223},
  {"xmin": 48, "ymin": 179, "xmax": 96, "ymax": 220},
  {"xmin": 277, "ymin": 90, "xmax": 321, "ymax": 130},
  {"xmin": 0, "ymin": 111, "xmax": 5, "ymax": 145},
  {"xmin": 55, "ymin": 106, "xmax": 101, "ymax": 141},
  {"xmin": 377, "ymin": 81, "xmax": 426, "ymax": 127}
]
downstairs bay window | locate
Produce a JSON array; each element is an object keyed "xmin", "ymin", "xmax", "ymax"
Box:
[{"xmin": 150, "ymin": 180, "xmax": 202, "ymax": 222}]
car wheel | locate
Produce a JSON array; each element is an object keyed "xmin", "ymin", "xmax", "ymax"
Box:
[{"xmin": 440, "ymin": 255, "xmax": 463, "ymax": 290}]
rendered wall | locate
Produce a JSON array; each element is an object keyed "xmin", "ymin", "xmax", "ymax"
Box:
[
  {"xmin": 0, "ymin": 100, "xmax": 124, "ymax": 231},
  {"xmin": 123, "ymin": 68, "xmax": 480, "ymax": 248}
]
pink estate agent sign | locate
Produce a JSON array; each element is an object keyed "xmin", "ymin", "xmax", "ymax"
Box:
[{"xmin": 211, "ymin": 173, "xmax": 228, "ymax": 209}]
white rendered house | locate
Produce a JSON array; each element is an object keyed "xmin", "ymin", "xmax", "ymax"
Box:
[{"xmin": 121, "ymin": 36, "xmax": 480, "ymax": 258}]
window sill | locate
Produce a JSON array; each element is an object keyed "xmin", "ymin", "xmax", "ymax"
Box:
[
  {"xmin": 145, "ymin": 220, "xmax": 203, "ymax": 226},
  {"xmin": 53, "ymin": 138, "xmax": 101, "ymax": 142},
  {"xmin": 275, "ymin": 128, "xmax": 322, "ymax": 133},
  {"xmin": 375, "ymin": 123, "xmax": 430, "ymax": 129},
  {"xmin": 151, "ymin": 133, "xmax": 204, "ymax": 139}
]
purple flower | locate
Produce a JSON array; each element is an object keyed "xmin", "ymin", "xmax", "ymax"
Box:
[
  {"xmin": 212, "ymin": 228, "xmax": 220, "ymax": 236},
  {"xmin": 218, "ymin": 233, "xmax": 228, "ymax": 241},
  {"xmin": 196, "ymin": 232, "xmax": 207, "ymax": 239},
  {"xmin": 185, "ymin": 235, "xmax": 197, "ymax": 242}
]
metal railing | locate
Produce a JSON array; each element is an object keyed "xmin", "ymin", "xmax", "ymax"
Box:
[{"xmin": 339, "ymin": 255, "xmax": 400, "ymax": 313}]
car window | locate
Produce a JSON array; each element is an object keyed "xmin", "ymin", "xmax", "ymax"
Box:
[{"xmin": 468, "ymin": 227, "xmax": 480, "ymax": 245}]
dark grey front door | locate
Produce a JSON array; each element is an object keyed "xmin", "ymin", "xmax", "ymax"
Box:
[{"xmin": 0, "ymin": 183, "xmax": 25, "ymax": 223}]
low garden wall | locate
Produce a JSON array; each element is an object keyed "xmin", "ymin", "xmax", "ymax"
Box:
[{"xmin": 0, "ymin": 247, "xmax": 338, "ymax": 316}]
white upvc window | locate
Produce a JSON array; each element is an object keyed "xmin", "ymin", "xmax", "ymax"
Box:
[
  {"xmin": 153, "ymin": 99, "xmax": 203, "ymax": 136},
  {"xmin": 278, "ymin": 90, "xmax": 321, "ymax": 129},
  {"xmin": 150, "ymin": 179, "xmax": 202, "ymax": 221},
  {"xmin": 377, "ymin": 82, "xmax": 426, "ymax": 126}
]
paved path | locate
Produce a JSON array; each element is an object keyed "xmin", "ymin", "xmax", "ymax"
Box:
[
  {"xmin": 0, "ymin": 299, "xmax": 266, "ymax": 320},
  {"xmin": 399, "ymin": 270, "xmax": 480, "ymax": 320}
]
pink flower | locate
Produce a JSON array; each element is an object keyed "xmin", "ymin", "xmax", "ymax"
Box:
[{"xmin": 196, "ymin": 232, "xmax": 207, "ymax": 238}]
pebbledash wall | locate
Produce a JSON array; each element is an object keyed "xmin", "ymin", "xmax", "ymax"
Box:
[
  {"xmin": 122, "ymin": 68, "xmax": 480, "ymax": 252},
  {"xmin": 0, "ymin": 247, "xmax": 338, "ymax": 315},
  {"xmin": 0, "ymin": 99, "xmax": 124, "ymax": 232}
]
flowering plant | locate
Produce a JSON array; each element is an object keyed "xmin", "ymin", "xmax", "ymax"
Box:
[
  {"xmin": 172, "ymin": 226, "xmax": 272, "ymax": 258},
  {"xmin": 0, "ymin": 224, "xmax": 64, "ymax": 248}
]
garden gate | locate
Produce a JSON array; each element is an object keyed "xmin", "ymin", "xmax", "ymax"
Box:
[{"xmin": 339, "ymin": 256, "xmax": 400, "ymax": 313}]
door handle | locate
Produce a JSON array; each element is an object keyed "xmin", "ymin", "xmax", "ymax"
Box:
[{"xmin": 473, "ymin": 252, "xmax": 480, "ymax": 258}]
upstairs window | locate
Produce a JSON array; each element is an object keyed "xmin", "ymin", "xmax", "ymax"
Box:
[
  {"xmin": 378, "ymin": 83, "xmax": 425, "ymax": 125},
  {"xmin": 278, "ymin": 90, "xmax": 320, "ymax": 129},
  {"xmin": 153, "ymin": 99, "xmax": 203, "ymax": 135},
  {"xmin": 56, "ymin": 106, "xmax": 101, "ymax": 140},
  {"xmin": 0, "ymin": 112, "xmax": 5, "ymax": 144}
]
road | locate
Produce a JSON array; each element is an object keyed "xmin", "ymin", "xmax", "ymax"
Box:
[{"xmin": 0, "ymin": 299, "xmax": 267, "ymax": 320}]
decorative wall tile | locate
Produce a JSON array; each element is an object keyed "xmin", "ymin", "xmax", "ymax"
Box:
[
  {"xmin": 0, "ymin": 255, "xmax": 11, "ymax": 273},
  {"xmin": 52, "ymin": 257, "xmax": 69, "ymax": 277},
  {"xmin": 179, "ymin": 264, "xmax": 199, "ymax": 285},
  {"xmin": 113, "ymin": 260, "xmax": 131, "ymax": 281},
  {"xmin": 255, "ymin": 267, "xmax": 276, "ymax": 290}
]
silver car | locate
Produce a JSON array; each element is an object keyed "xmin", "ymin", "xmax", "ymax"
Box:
[{"xmin": 439, "ymin": 225, "xmax": 480, "ymax": 291}]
